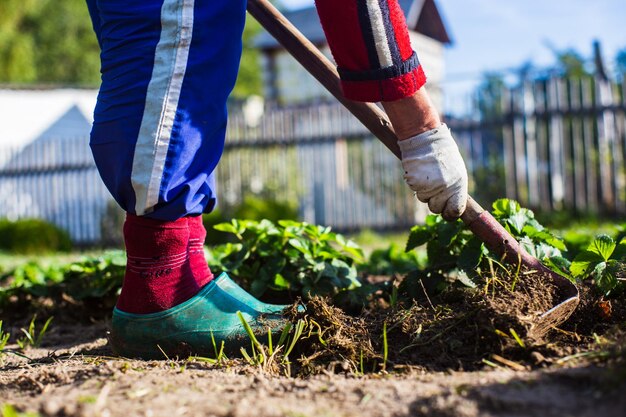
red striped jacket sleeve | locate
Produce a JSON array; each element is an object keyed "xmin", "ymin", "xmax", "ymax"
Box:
[{"xmin": 314, "ymin": 0, "xmax": 426, "ymax": 102}]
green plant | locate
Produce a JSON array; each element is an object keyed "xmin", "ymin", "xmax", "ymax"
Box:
[
  {"xmin": 1, "ymin": 404, "xmax": 40, "ymax": 417},
  {"xmin": 0, "ymin": 320, "xmax": 10, "ymax": 353},
  {"xmin": 236, "ymin": 311, "xmax": 306, "ymax": 376},
  {"xmin": 0, "ymin": 251, "xmax": 125, "ymax": 308},
  {"xmin": 202, "ymin": 210, "xmax": 231, "ymax": 245},
  {"xmin": 0, "ymin": 218, "xmax": 71, "ymax": 254},
  {"xmin": 361, "ymin": 243, "xmax": 424, "ymax": 276},
  {"xmin": 61, "ymin": 251, "xmax": 126, "ymax": 300},
  {"xmin": 570, "ymin": 235, "xmax": 626, "ymax": 295},
  {"xmin": 207, "ymin": 219, "xmax": 363, "ymax": 299},
  {"xmin": 400, "ymin": 199, "xmax": 568, "ymax": 297},
  {"xmin": 16, "ymin": 315, "xmax": 53, "ymax": 350},
  {"xmin": 232, "ymin": 196, "xmax": 298, "ymax": 223}
]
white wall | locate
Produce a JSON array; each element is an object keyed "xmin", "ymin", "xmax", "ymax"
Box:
[
  {"xmin": 410, "ymin": 32, "xmax": 446, "ymax": 113},
  {"xmin": 0, "ymin": 89, "xmax": 97, "ymax": 150}
]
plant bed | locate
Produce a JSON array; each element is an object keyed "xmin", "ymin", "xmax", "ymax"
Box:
[{"xmin": 0, "ymin": 201, "xmax": 625, "ymax": 416}]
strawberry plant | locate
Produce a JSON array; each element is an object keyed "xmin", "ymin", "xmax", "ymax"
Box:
[
  {"xmin": 570, "ymin": 235, "xmax": 626, "ymax": 295},
  {"xmin": 361, "ymin": 243, "xmax": 425, "ymax": 276},
  {"xmin": 400, "ymin": 198, "xmax": 568, "ymax": 297},
  {"xmin": 207, "ymin": 219, "xmax": 364, "ymax": 299},
  {"xmin": 0, "ymin": 251, "xmax": 125, "ymax": 307}
]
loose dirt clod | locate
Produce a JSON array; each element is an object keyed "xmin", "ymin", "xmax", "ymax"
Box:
[{"xmin": 284, "ymin": 270, "xmax": 624, "ymax": 375}]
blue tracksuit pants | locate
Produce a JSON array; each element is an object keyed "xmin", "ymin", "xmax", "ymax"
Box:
[
  {"xmin": 87, "ymin": 0, "xmax": 246, "ymax": 220},
  {"xmin": 86, "ymin": 0, "xmax": 424, "ymax": 221}
]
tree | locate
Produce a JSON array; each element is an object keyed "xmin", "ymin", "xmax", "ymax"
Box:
[
  {"xmin": 33, "ymin": 0, "xmax": 100, "ymax": 85},
  {"xmin": 554, "ymin": 48, "xmax": 591, "ymax": 79},
  {"xmin": 0, "ymin": 0, "xmax": 100, "ymax": 85},
  {"xmin": 476, "ymin": 72, "xmax": 506, "ymax": 121},
  {"xmin": 0, "ymin": 0, "xmax": 39, "ymax": 82},
  {"xmin": 0, "ymin": 1, "xmax": 267, "ymax": 91},
  {"xmin": 615, "ymin": 48, "xmax": 626, "ymax": 80},
  {"xmin": 232, "ymin": 13, "xmax": 263, "ymax": 98}
]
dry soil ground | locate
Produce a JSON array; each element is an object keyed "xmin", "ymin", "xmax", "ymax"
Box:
[{"xmin": 1, "ymin": 322, "xmax": 625, "ymax": 417}]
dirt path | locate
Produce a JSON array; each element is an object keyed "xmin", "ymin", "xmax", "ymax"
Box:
[{"xmin": 1, "ymin": 324, "xmax": 624, "ymax": 417}]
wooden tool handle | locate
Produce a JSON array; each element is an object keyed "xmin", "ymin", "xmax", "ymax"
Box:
[{"xmin": 247, "ymin": 0, "xmax": 548, "ymax": 271}]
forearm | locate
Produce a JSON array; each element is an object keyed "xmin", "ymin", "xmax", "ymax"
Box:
[{"xmin": 381, "ymin": 88, "xmax": 441, "ymax": 140}]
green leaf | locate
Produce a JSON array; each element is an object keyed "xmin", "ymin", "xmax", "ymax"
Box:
[
  {"xmin": 213, "ymin": 222, "xmax": 240, "ymax": 235},
  {"xmin": 534, "ymin": 242, "xmax": 562, "ymax": 260},
  {"xmin": 506, "ymin": 211, "xmax": 529, "ymax": 234},
  {"xmin": 406, "ymin": 226, "xmax": 433, "ymax": 252},
  {"xmin": 438, "ymin": 221, "xmax": 463, "ymax": 247},
  {"xmin": 250, "ymin": 279, "xmax": 268, "ymax": 297},
  {"xmin": 570, "ymin": 250, "xmax": 604, "ymax": 278},
  {"xmin": 590, "ymin": 261, "xmax": 618, "ymax": 295},
  {"xmin": 543, "ymin": 256, "xmax": 574, "ymax": 281},
  {"xmin": 272, "ymin": 273, "xmax": 290, "ymax": 290},
  {"xmin": 522, "ymin": 225, "xmax": 567, "ymax": 251},
  {"xmin": 454, "ymin": 269, "xmax": 477, "ymax": 288},
  {"xmin": 588, "ymin": 235, "xmax": 616, "ymax": 262},
  {"xmin": 458, "ymin": 238, "xmax": 484, "ymax": 271},
  {"xmin": 492, "ymin": 198, "xmax": 520, "ymax": 218},
  {"xmin": 519, "ymin": 236, "xmax": 537, "ymax": 258},
  {"xmin": 288, "ymin": 238, "xmax": 309, "ymax": 255}
]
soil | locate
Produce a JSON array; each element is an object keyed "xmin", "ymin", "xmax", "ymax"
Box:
[{"xmin": 1, "ymin": 271, "xmax": 625, "ymax": 417}]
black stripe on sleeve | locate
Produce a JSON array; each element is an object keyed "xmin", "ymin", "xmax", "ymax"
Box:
[{"xmin": 337, "ymin": 51, "xmax": 420, "ymax": 82}]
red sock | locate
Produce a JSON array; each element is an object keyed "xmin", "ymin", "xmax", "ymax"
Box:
[{"xmin": 116, "ymin": 214, "xmax": 214, "ymax": 314}]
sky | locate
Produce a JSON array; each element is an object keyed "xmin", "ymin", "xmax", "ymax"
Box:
[{"xmin": 281, "ymin": 0, "xmax": 626, "ymax": 105}]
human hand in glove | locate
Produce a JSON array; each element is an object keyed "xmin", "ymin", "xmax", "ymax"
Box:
[{"xmin": 398, "ymin": 124, "xmax": 468, "ymax": 220}]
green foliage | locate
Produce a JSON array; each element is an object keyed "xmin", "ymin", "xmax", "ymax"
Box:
[
  {"xmin": 477, "ymin": 73, "xmax": 507, "ymax": 120},
  {"xmin": 570, "ymin": 235, "xmax": 626, "ymax": 295},
  {"xmin": 616, "ymin": 48, "xmax": 626, "ymax": 79},
  {"xmin": 0, "ymin": 0, "xmax": 99, "ymax": 85},
  {"xmin": 207, "ymin": 219, "xmax": 363, "ymax": 299},
  {"xmin": 0, "ymin": 251, "xmax": 125, "ymax": 306},
  {"xmin": 232, "ymin": 196, "xmax": 298, "ymax": 223},
  {"xmin": 202, "ymin": 210, "xmax": 232, "ymax": 246},
  {"xmin": 203, "ymin": 198, "xmax": 299, "ymax": 246},
  {"xmin": 0, "ymin": 320, "xmax": 10, "ymax": 352},
  {"xmin": 361, "ymin": 243, "xmax": 424, "ymax": 276},
  {"xmin": 554, "ymin": 48, "xmax": 590, "ymax": 79},
  {"xmin": 232, "ymin": 15, "xmax": 262, "ymax": 97},
  {"xmin": 491, "ymin": 199, "xmax": 566, "ymax": 259},
  {"xmin": 0, "ymin": 219, "xmax": 72, "ymax": 254},
  {"xmin": 0, "ymin": 405, "xmax": 39, "ymax": 417},
  {"xmin": 402, "ymin": 199, "xmax": 568, "ymax": 297},
  {"xmin": 16, "ymin": 314, "xmax": 53, "ymax": 350}
]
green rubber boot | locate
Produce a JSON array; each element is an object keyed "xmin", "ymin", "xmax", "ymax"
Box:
[{"xmin": 110, "ymin": 273, "xmax": 296, "ymax": 359}]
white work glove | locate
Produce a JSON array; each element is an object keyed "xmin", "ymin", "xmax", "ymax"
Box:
[{"xmin": 398, "ymin": 124, "xmax": 468, "ymax": 220}]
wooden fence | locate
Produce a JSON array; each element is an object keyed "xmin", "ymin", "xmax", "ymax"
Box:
[
  {"xmin": 448, "ymin": 75, "xmax": 626, "ymax": 216},
  {"xmin": 0, "ymin": 74, "xmax": 623, "ymax": 244}
]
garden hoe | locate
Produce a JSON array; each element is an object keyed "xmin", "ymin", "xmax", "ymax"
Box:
[{"xmin": 247, "ymin": 0, "xmax": 579, "ymax": 338}]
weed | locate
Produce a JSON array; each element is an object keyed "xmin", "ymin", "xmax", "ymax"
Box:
[
  {"xmin": 0, "ymin": 320, "xmax": 10, "ymax": 351},
  {"xmin": 381, "ymin": 321, "xmax": 388, "ymax": 372},
  {"xmin": 16, "ymin": 315, "xmax": 53, "ymax": 350},
  {"xmin": 237, "ymin": 311, "xmax": 267, "ymax": 367},
  {"xmin": 509, "ymin": 328, "xmax": 526, "ymax": 348},
  {"xmin": 1, "ymin": 404, "xmax": 40, "ymax": 417}
]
